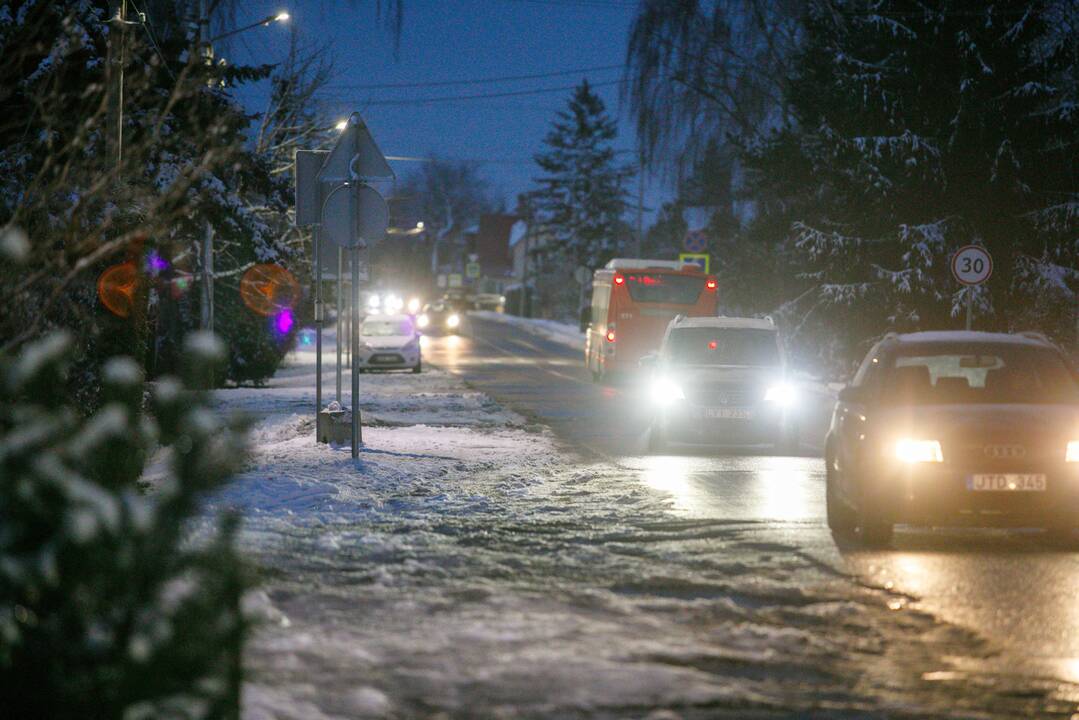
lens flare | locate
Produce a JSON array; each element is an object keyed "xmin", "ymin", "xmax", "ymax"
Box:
[
  {"xmin": 274, "ymin": 308, "xmax": 294, "ymax": 335},
  {"xmin": 97, "ymin": 262, "xmax": 140, "ymax": 318},
  {"xmin": 240, "ymin": 264, "xmax": 301, "ymax": 316}
]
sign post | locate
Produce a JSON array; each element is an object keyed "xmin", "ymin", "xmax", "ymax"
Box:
[
  {"xmin": 951, "ymin": 245, "xmax": 993, "ymax": 330},
  {"xmin": 316, "ymin": 112, "xmax": 393, "ymax": 458}
]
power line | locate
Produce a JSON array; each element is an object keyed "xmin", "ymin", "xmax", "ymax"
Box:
[
  {"xmin": 322, "ymin": 78, "xmax": 626, "ymax": 106},
  {"xmin": 327, "ymin": 63, "xmax": 623, "ymax": 91}
]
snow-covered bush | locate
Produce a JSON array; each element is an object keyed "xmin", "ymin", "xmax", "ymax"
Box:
[{"xmin": 0, "ymin": 331, "xmax": 249, "ymax": 718}]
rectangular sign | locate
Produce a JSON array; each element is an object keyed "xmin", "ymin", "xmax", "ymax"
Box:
[
  {"xmin": 465, "ymin": 262, "xmax": 481, "ymax": 279},
  {"xmin": 295, "ymin": 150, "xmax": 328, "ymax": 227},
  {"xmin": 679, "ymin": 252, "xmax": 710, "ymax": 274},
  {"xmin": 448, "ymin": 273, "xmax": 463, "ymax": 288}
]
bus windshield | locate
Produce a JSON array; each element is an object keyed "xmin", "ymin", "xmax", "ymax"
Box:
[{"xmin": 622, "ymin": 272, "xmax": 704, "ymax": 305}]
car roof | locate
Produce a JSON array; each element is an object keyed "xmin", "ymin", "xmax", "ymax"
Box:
[
  {"xmin": 891, "ymin": 330, "xmax": 1053, "ymax": 348},
  {"xmin": 672, "ymin": 316, "xmax": 776, "ymax": 331}
]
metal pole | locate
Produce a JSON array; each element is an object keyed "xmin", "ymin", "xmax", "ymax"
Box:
[
  {"xmin": 635, "ymin": 170, "xmax": 644, "ymax": 257},
  {"xmin": 971, "ymin": 287, "xmax": 979, "ymax": 332},
  {"xmin": 351, "ymin": 246, "xmax": 362, "ymax": 456},
  {"xmin": 314, "ymin": 226, "xmax": 323, "ymax": 442},
  {"xmin": 336, "ymin": 248, "xmax": 343, "ymax": 404}
]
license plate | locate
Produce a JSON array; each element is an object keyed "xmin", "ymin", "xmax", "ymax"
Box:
[
  {"xmin": 967, "ymin": 474, "xmax": 1047, "ymax": 492},
  {"xmin": 371, "ymin": 355, "xmax": 399, "ymax": 364},
  {"xmin": 703, "ymin": 408, "xmax": 752, "ymax": 420}
]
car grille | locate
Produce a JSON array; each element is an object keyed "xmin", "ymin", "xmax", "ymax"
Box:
[
  {"xmin": 369, "ymin": 353, "xmax": 405, "ymax": 364},
  {"xmin": 948, "ymin": 440, "xmax": 1056, "ymax": 470},
  {"xmin": 690, "ymin": 383, "xmax": 758, "ymax": 408}
]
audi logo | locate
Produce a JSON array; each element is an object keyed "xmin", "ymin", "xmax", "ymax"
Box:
[{"xmin": 984, "ymin": 444, "xmax": 1026, "ymax": 460}]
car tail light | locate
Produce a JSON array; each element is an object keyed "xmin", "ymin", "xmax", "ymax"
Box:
[
  {"xmin": 613, "ymin": 275, "xmax": 625, "ymax": 286},
  {"xmin": 705, "ymin": 277, "xmax": 717, "ymax": 291},
  {"xmin": 606, "ymin": 329, "xmax": 616, "ymax": 343},
  {"xmin": 707, "ymin": 340, "xmax": 717, "ymax": 350}
]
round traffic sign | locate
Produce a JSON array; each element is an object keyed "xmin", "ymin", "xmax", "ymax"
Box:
[
  {"xmin": 951, "ymin": 245, "xmax": 993, "ymax": 286},
  {"xmin": 684, "ymin": 229, "xmax": 707, "ymax": 253}
]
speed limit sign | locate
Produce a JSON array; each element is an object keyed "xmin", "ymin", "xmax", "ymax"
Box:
[{"xmin": 951, "ymin": 245, "xmax": 993, "ymax": 286}]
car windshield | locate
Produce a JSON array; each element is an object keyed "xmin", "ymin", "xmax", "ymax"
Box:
[
  {"xmin": 362, "ymin": 319, "xmax": 413, "ymax": 337},
  {"xmin": 666, "ymin": 327, "xmax": 780, "ymax": 366},
  {"xmin": 883, "ymin": 344, "xmax": 1079, "ymax": 404},
  {"xmin": 623, "ymin": 273, "xmax": 704, "ymax": 305}
]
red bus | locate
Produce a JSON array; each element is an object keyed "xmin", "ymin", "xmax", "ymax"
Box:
[{"xmin": 585, "ymin": 259, "xmax": 718, "ymax": 381}]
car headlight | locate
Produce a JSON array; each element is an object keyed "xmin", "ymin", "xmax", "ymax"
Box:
[
  {"xmin": 367, "ymin": 295, "xmax": 380, "ymax": 309},
  {"xmin": 407, "ymin": 298, "xmax": 421, "ymax": 314},
  {"xmin": 650, "ymin": 377, "xmax": 685, "ymax": 405},
  {"xmin": 446, "ymin": 313, "xmax": 460, "ymax": 328},
  {"xmin": 416, "ymin": 313, "xmax": 430, "ymax": 329},
  {"xmin": 764, "ymin": 383, "xmax": 796, "ymax": 406},
  {"xmin": 1067, "ymin": 441, "xmax": 1079, "ymax": 463},
  {"xmin": 895, "ymin": 439, "xmax": 944, "ymax": 464}
]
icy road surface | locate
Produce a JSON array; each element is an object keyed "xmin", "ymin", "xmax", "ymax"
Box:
[{"xmin": 207, "ymin": 327, "xmax": 1079, "ymax": 719}]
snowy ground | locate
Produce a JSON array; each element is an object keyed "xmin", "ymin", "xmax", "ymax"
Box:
[
  {"xmin": 203, "ymin": 331, "xmax": 1077, "ymax": 719},
  {"xmin": 472, "ymin": 311, "xmax": 585, "ymax": 352}
]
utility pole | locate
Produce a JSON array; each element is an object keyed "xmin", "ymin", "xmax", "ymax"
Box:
[
  {"xmin": 635, "ymin": 170, "xmax": 644, "ymax": 257},
  {"xmin": 518, "ymin": 225, "xmax": 531, "ymax": 318},
  {"xmin": 197, "ymin": 0, "xmax": 215, "ymax": 332}
]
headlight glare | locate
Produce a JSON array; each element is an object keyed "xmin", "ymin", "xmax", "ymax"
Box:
[
  {"xmin": 764, "ymin": 383, "xmax": 796, "ymax": 406},
  {"xmin": 446, "ymin": 313, "xmax": 461, "ymax": 329},
  {"xmin": 1067, "ymin": 441, "xmax": 1079, "ymax": 463},
  {"xmin": 895, "ymin": 439, "xmax": 943, "ymax": 464},
  {"xmin": 416, "ymin": 314, "xmax": 430, "ymax": 329},
  {"xmin": 650, "ymin": 377, "xmax": 685, "ymax": 405}
]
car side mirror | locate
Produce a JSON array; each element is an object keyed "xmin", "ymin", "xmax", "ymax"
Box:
[
  {"xmin": 837, "ymin": 385, "xmax": 864, "ymax": 403},
  {"xmin": 638, "ymin": 353, "xmax": 658, "ymax": 370}
]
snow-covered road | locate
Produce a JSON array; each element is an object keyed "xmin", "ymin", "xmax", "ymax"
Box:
[{"xmin": 209, "ymin": 332, "xmax": 1077, "ymax": 719}]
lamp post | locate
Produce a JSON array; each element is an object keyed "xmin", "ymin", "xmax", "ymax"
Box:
[{"xmin": 195, "ymin": 6, "xmax": 289, "ymax": 332}]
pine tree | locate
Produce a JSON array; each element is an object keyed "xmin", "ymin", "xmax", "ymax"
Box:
[
  {"xmin": 744, "ymin": 0, "xmax": 1079, "ymax": 366},
  {"xmin": 531, "ymin": 80, "xmax": 631, "ymax": 272},
  {"xmin": 0, "ymin": 235, "xmax": 250, "ymax": 718}
]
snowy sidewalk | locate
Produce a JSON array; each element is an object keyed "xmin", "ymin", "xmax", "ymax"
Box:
[{"xmin": 205, "ymin": 337, "xmax": 1069, "ymax": 720}]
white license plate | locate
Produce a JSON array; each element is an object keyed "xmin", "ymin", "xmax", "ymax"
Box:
[
  {"xmin": 967, "ymin": 474, "xmax": 1047, "ymax": 492},
  {"xmin": 703, "ymin": 408, "xmax": 752, "ymax": 420}
]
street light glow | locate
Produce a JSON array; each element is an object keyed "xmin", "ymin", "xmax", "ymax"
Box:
[
  {"xmin": 275, "ymin": 11, "xmax": 290, "ymax": 22},
  {"xmin": 416, "ymin": 221, "xmax": 425, "ymax": 230},
  {"xmin": 335, "ymin": 119, "xmax": 348, "ymax": 131}
]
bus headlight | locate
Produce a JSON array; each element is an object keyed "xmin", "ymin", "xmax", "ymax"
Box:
[
  {"xmin": 764, "ymin": 383, "xmax": 796, "ymax": 406},
  {"xmin": 895, "ymin": 439, "xmax": 943, "ymax": 464},
  {"xmin": 446, "ymin": 313, "xmax": 461, "ymax": 329},
  {"xmin": 651, "ymin": 377, "xmax": 685, "ymax": 405},
  {"xmin": 416, "ymin": 314, "xmax": 430, "ymax": 329}
]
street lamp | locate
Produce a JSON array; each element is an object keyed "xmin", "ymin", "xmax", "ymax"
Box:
[
  {"xmin": 209, "ymin": 11, "xmax": 290, "ymax": 43},
  {"xmin": 335, "ymin": 119, "xmax": 348, "ymax": 131}
]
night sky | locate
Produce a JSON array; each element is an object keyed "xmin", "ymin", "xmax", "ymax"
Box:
[{"xmin": 225, "ymin": 0, "xmax": 663, "ymax": 221}]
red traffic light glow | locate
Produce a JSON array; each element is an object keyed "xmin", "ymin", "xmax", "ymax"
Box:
[{"xmin": 606, "ymin": 329, "xmax": 616, "ymax": 343}]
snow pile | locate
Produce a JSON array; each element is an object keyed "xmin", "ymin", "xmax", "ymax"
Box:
[{"xmin": 472, "ymin": 310, "xmax": 586, "ymax": 352}]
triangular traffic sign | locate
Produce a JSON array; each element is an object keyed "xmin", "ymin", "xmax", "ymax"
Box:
[{"xmin": 317, "ymin": 113, "xmax": 394, "ymax": 183}]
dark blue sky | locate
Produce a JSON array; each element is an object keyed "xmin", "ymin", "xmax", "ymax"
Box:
[{"xmin": 226, "ymin": 0, "xmax": 664, "ymax": 220}]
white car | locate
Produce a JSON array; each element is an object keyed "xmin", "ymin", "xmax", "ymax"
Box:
[
  {"xmin": 643, "ymin": 315, "xmax": 798, "ymax": 452},
  {"xmin": 357, "ymin": 314, "xmax": 422, "ymax": 373}
]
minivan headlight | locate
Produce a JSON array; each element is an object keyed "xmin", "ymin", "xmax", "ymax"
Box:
[
  {"xmin": 895, "ymin": 439, "xmax": 943, "ymax": 464},
  {"xmin": 650, "ymin": 377, "xmax": 685, "ymax": 405},
  {"xmin": 446, "ymin": 313, "xmax": 461, "ymax": 328},
  {"xmin": 764, "ymin": 383, "xmax": 796, "ymax": 406},
  {"xmin": 1067, "ymin": 441, "xmax": 1079, "ymax": 463}
]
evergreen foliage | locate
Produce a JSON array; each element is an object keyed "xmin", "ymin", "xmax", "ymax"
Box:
[
  {"xmin": 742, "ymin": 0, "xmax": 1078, "ymax": 369},
  {"xmin": 531, "ymin": 80, "xmax": 631, "ymax": 271},
  {"xmin": 0, "ymin": 326, "xmax": 249, "ymax": 719}
]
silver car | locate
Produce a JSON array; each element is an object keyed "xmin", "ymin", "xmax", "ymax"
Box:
[{"xmin": 357, "ymin": 314, "xmax": 422, "ymax": 373}]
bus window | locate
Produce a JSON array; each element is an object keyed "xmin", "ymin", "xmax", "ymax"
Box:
[{"xmin": 622, "ymin": 273, "xmax": 704, "ymax": 305}]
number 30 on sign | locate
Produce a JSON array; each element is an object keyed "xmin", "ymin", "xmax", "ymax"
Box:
[{"xmin": 951, "ymin": 245, "xmax": 993, "ymax": 286}]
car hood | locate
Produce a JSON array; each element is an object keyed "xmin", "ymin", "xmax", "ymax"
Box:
[
  {"xmin": 362, "ymin": 335, "xmax": 415, "ymax": 349},
  {"xmin": 665, "ymin": 365, "xmax": 784, "ymax": 385},
  {"xmin": 873, "ymin": 403, "xmax": 1079, "ymax": 451}
]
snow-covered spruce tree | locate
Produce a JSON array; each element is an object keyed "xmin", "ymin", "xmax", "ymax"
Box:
[
  {"xmin": 743, "ymin": 0, "xmax": 1079, "ymax": 368},
  {"xmin": 530, "ymin": 80, "xmax": 631, "ymax": 317},
  {"xmin": 0, "ymin": 318, "xmax": 250, "ymax": 718}
]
